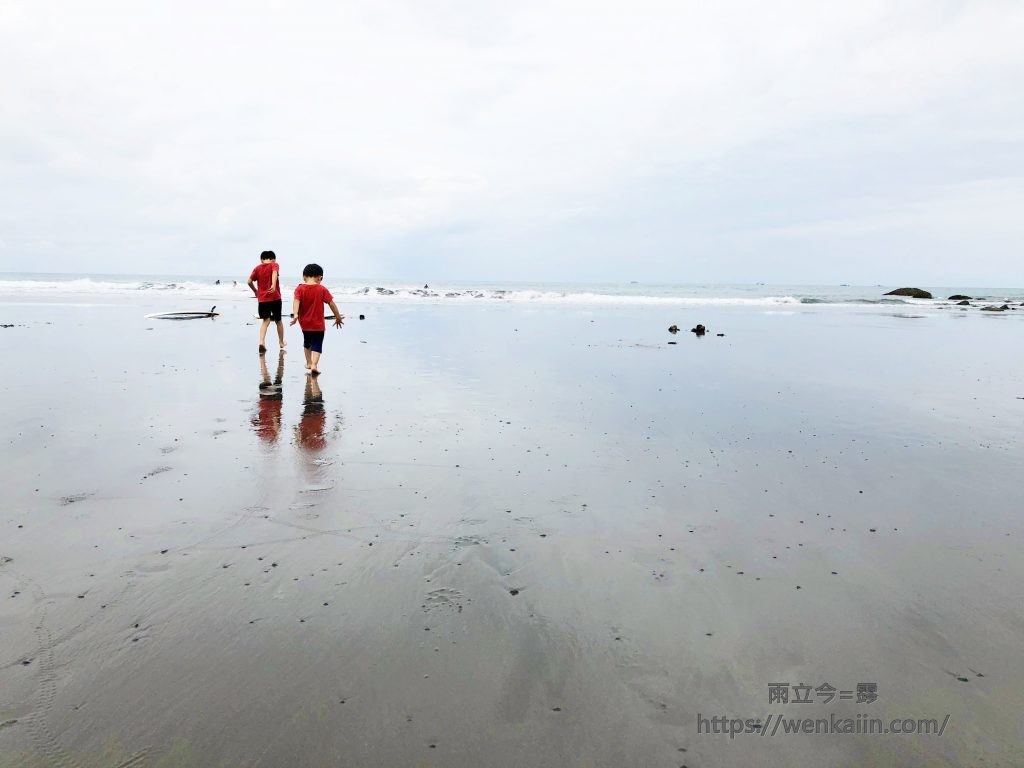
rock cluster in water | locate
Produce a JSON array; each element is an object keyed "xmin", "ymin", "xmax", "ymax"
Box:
[{"xmin": 884, "ymin": 287, "xmax": 933, "ymax": 299}]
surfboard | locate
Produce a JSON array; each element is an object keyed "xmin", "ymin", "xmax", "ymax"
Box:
[{"xmin": 145, "ymin": 306, "xmax": 219, "ymax": 320}]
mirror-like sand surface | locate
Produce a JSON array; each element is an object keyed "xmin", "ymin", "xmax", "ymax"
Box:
[{"xmin": 1, "ymin": 297, "xmax": 1022, "ymax": 767}]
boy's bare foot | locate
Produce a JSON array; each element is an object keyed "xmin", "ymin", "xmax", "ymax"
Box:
[
  {"xmin": 310, "ymin": 369, "xmax": 320, "ymax": 377},
  {"xmin": 280, "ymin": 340, "xmax": 287, "ymax": 349},
  {"xmin": 258, "ymin": 344, "xmax": 267, "ymax": 355}
]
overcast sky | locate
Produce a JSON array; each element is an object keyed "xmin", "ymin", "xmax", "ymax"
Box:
[{"xmin": 1, "ymin": 0, "xmax": 1022, "ymax": 284}]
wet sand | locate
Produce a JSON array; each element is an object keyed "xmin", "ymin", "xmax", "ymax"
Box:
[{"xmin": 1, "ymin": 296, "xmax": 1023, "ymax": 767}]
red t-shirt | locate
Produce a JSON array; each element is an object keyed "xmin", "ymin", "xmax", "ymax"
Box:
[
  {"xmin": 249, "ymin": 262, "xmax": 281, "ymax": 302},
  {"xmin": 293, "ymin": 283, "xmax": 333, "ymax": 331}
]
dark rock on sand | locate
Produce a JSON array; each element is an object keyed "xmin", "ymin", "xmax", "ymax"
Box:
[
  {"xmin": 358, "ymin": 314, "xmax": 365, "ymax": 320},
  {"xmin": 948, "ymin": 295, "xmax": 973, "ymax": 301},
  {"xmin": 956, "ymin": 300, "xmax": 971, "ymax": 306},
  {"xmin": 980, "ymin": 305, "xmax": 1009, "ymax": 312},
  {"xmin": 668, "ymin": 325, "xmax": 679, "ymax": 334},
  {"xmin": 716, "ymin": 333, "xmax": 725, "ymax": 337},
  {"xmin": 691, "ymin": 324, "xmax": 706, "ymax": 336},
  {"xmin": 884, "ymin": 288, "xmax": 932, "ymax": 299}
]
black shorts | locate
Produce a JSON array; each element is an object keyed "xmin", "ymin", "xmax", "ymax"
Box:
[
  {"xmin": 258, "ymin": 300, "xmax": 282, "ymax": 321},
  {"xmin": 302, "ymin": 330, "xmax": 325, "ymax": 353}
]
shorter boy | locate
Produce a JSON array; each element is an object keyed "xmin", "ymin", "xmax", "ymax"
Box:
[
  {"xmin": 248, "ymin": 250, "xmax": 285, "ymax": 354},
  {"xmin": 290, "ymin": 263, "xmax": 344, "ymax": 376}
]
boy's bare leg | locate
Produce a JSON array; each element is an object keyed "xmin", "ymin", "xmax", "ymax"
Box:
[
  {"xmin": 310, "ymin": 350, "xmax": 321, "ymax": 375},
  {"xmin": 304, "ymin": 347, "xmax": 313, "ymax": 372},
  {"xmin": 275, "ymin": 320, "xmax": 286, "ymax": 349},
  {"xmin": 259, "ymin": 319, "xmax": 271, "ymax": 352}
]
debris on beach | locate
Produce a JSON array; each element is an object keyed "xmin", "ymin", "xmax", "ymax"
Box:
[
  {"xmin": 60, "ymin": 493, "xmax": 92, "ymax": 506},
  {"xmin": 691, "ymin": 324, "xmax": 706, "ymax": 336},
  {"xmin": 668, "ymin": 324, "xmax": 680, "ymax": 334}
]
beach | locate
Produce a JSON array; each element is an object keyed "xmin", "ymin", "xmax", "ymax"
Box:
[{"xmin": 1, "ymin": 287, "xmax": 1023, "ymax": 767}]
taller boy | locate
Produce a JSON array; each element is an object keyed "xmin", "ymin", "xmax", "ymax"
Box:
[{"xmin": 248, "ymin": 250, "xmax": 285, "ymax": 354}]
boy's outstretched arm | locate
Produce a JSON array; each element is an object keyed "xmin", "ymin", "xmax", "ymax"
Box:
[
  {"xmin": 289, "ymin": 297, "xmax": 300, "ymax": 326},
  {"xmin": 328, "ymin": 301, "xmax": 345, "ymax": 328}
]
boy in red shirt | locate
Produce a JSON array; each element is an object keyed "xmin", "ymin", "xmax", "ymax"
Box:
[
  {"xmin": 289, "ymin": 263, "xmax": 344, "ymax": 376},
  {"xmin": 247, "ymin": 250, "xmax": 285, "ymax": 354}
]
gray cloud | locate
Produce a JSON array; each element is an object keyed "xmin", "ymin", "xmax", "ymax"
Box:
[{"xmin": 1, "ymin": 0, "xmax": 1022, "ymax": 283}]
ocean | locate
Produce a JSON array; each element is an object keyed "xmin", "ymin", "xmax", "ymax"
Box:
[{"xmin": 1, "ymin": 272, "xmax": 1021, "ymax": 310}]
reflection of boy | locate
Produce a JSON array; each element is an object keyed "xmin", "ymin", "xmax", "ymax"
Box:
[
  {"xmin": 296, "ymin": 377, "xmax": 327, "ymax": 451},
  {"xmin": 289, "ymin": 263, "xmax": 344, "ymax": 376},
  {"xmin": 248, "ymin": 250, "xmax": 285, "ymax": 354},
  {"xmin": 253, "ymin": 352, "xmax": 284, "ymax": 444}
]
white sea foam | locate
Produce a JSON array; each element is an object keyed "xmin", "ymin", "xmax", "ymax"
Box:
[
  {"xmin": 0, "ymin": 278, "xmax": 239, "ymax": 295},
  {"xmin": 0, "ymin": 279, "xmax": 813, "ymax": 306}
]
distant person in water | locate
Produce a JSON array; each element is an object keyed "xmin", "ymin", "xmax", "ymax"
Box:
[
  {"xmin": 247, "ymin": 250, "xmax": 285, "ymax": 355},
  {"xmin": 290, "ymin": 263, "xmax": 344, "ymax": 376}
]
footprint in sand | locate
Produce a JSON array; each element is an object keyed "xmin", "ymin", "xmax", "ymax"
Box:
[{"xmin": 423, "ymin": 588, "xmax": 467, "ymax": 614}]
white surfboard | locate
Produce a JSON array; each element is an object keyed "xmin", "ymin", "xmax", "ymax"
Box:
[{"xmin": 145, "ymin": 306, "xmax": 219, "ymax": 320}]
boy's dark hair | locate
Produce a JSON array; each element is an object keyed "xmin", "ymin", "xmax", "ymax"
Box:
[
  {"xmin": 260, "ymin": 250, "xmax": 276, "ymax": 261},
  {"xmin": 303, "ymin": 263, "xmax": 324, "ymax": 278}
]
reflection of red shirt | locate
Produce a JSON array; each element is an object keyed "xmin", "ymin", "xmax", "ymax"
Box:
[
  {"xmin": 297, "ymin": 410, "xmax": 327, "ymax": 451},
  {"xmin": 293, "ymin": 283, "xmax": 333, "ymax": 331},
  {"xmin": 254, "ymin": 397, "xmax": 282, "ymax": 443},
  {"xmin": 250, "ymin": 263, "xmax": 281, "ymax": 302}
]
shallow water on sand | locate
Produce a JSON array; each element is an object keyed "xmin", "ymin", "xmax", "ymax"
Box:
[{"xmin": 1, "ymin": 298, "xmax": 1022, "ymax": 767}]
